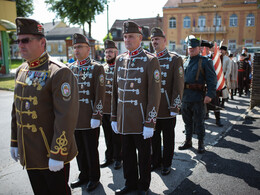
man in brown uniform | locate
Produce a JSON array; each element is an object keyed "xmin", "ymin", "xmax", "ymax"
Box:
[
  {"xmin": 100, "ymin": 40, "xmax": 122, "ymax": 169},
  {"xmin": 112, "ymin": 21, "xmax": 161, "ymax": 195},
  {"xmin": 10, "ymin": 17, "xmax": 79, "ymax": 195},
  {"xmin": 69, "ymin": 33, "xmax": 105, "ymax": 192},
  {"xmin": 150, "ymin": 27, "xmax": 184, "ymax": 176}
]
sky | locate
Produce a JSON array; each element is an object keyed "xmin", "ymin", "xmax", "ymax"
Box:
[{"xmin": 30, "ymin": 0, "xmax": 168, "ymax": 42}]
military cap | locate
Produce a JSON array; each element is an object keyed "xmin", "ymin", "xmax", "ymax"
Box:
[
  {"xmin": 188, "ymin": 38, "xmax": 200, "ymax": 48},
  {"xmin": 200, "ymin": 40, "xmax": 210, "ymax": 48},
  {"xmin": 73, "ymin": 33, "xmax": 90, "ymax": 45},
  {"xmin": 123, "ymin": 21, "xmax": 143, "ymax": 35},
  {"xmin": 220, "ymin": 45, "xmax": 228, "ymax": 51},
  {"xmin": 150, "ymin": 27, "xmax": 165, "ymax": 38},
  {"xmin": 104, "ymin": 40, "xmax": 117, "ymax": 50},
  {"xmin": 16, "ymin": 17, "xmax": 44, "ymax": 36}
]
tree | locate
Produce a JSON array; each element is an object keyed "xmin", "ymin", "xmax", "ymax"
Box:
[
  {"xmin": 16, "ymin": 0, "xmax": 34, "ymax": 17},
  {"xmin": 103, "ymin": 32, "xmax": 113, "ymax": 43},
  {"xmin": 45, "ymin": 0, "xmax": 107, "ymax": 38}
]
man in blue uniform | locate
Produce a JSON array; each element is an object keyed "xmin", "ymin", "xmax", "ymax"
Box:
[{"xmin": 179, "ymin": 38, "xmax": 217, "ymax": 153}]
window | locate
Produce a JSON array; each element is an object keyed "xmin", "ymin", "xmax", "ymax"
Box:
[
  {"xmin": 246, "ymin": 13, "xmax": 255, "ymax": 26},
  {"xmin": 169, "ymin": 17, "xmax": 176, "ymax": 28},
  {"xmin": 180, "ymin": 39, "xmax": 187, "ymax": 51},
  {"xmin": 111, "ymin": 30, "xmax": 117, "ymax": 37},
  {"xmin": 245, "ymin": 40, "xmax": 253, "ymax": 47},
  {"xmin": 183, "ymin": 16, "xmax": 191, "ymax": 28},
  {"xmin": 47, "ymin": 45, "xmax": 51, "ymax": 52},
  {"xmin": 169, "ymin": 41, "xmax": 176, "ymax": 51},
  {"xmin": 216, "ymin": 40, "xmax": 221, "ymax": 46},
  {"xmin": 213, "ymin": 14, "xmax": 221, "ymax": 27},
  {"xmin": 229, "ymin": 14, "xmax": 238, "ymax": 27},
  {"xmin": 228, "ymin": 40, "xmax": 236, "ymax": 52},
  {"xmin": 58, "ymin": 43, "xmax": 63, "ymax": 53},
  {"xmin": 198, "ymin": 16, "xmax": 206, "ymax": 27},
  {"xmin": 198, "ymin": 16, "xmax": 206, "ymax": 31},
  {"xmin": 118, "ymin": 42, "xmax": 121, "ymax": 51}
]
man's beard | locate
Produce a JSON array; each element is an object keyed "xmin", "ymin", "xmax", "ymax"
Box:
[{"xmin": 107, "ymin": 57, "xmax": 116, "ymax": 64}]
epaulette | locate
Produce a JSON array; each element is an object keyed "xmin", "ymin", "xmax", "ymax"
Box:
[
  {"xmin": 144, "ymin": 50, "xmax": 156, "ymax": 57},
  {"xmin": 49, "ymin": 57, "xmax": 66, "ymax": 68},
  {"xmin": 168, "ymin": 51, "xmax": 180, "ymax": 57},
  {"xmin": 91, "ymin": 59, "xmax": 101, "ymax": 66}
]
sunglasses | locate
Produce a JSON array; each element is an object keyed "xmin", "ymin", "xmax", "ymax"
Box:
[{"xmin": 15, "ymin": 37, "xmax": 40, "ymax": 44}]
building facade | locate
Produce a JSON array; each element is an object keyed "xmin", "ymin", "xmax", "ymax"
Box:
[{"xmin": 163, "ymin": 0, "xmax": 260, "ymax": 54}]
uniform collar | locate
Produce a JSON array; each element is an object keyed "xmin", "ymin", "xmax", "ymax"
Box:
[
  {"xmin": 128, "ymin": 45, "xmax": 143, "ymax": 57},
  {"xmin": 108, "ymin": 62, "xmax": 115, "ymax": 66},
  {"xmin": 28, "ymin": 51, "xmax": 48, "ymax": 69},
  {"xmin": 77, "ymin": 57, "xmax": 91, "ymax": 66},
  {"xmin": 156, "ymin": 48, "xmax": 168, "ymax": 58}
]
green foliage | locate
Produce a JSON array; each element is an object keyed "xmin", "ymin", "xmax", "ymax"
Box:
[
  {"xmin": 103, "ymin": 32, "xmax": 113, "ymax": 42},
  {"xmin": 16, "ymin": 0, "xmax": 34, "ymax": 17},
  {"xmin": 45, "ymin": 0, "xmax": 107, "ymax": 37},
  {"xmin": 0, "ymin": 77, "xmax": 15, "ymax": 91},
  {"xmin": 10, "ymin": 59, "xmax": 24, "ymax": 69}
]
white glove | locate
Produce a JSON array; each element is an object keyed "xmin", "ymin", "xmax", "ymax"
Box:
[
  {"xmin": 91, "ymin": 119, "xmax": 100, "ymax": 129},
  {"xmin": 170, "ymin": 112, "xmax": 178, "ymax": 117},
  {"xmin": 143, "ymin": 126, "xmax": 154, "ymax": 139},
  {"xmin": 10, "ymin": 147, "xmax": 19, "ymax": 162},
  {"xmin": 49, "ymin": 158, "xmax": 64, "ymax": 172},
  {"xmin": 111, "ymin": 121, "xmax": 119, "ymax": 134}
]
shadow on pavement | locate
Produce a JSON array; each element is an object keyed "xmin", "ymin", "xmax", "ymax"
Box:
[
  {"xmin": 201, "ymin": 150, "xmax": 260, "ymax": 190},
  {"xmin": 170, "ymin": 179, "xmax": 211, "ymax": 195}
]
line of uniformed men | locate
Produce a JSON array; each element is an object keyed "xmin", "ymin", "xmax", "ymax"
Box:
[{"xmin": 11, "ymin": 17, "xmax": 218, "ymax": 195}]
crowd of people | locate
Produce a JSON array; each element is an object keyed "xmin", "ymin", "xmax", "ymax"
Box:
[{"xmin": 10, "ymin": 17, "xmax": 252, "ymax": 195}]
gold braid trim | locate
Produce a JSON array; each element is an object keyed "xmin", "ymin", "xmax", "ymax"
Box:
[
  {"xmin": 14, "ymin": 95, "xmax": 38, "ymax": 105},
  {"xmin": 16, "ymin": 122, "xmax": 37, "ymax": 132},
  {"xmin": 50, "ymin": 131, "xmax": 68, "ymax": 156},
  {"xmin": 15, "ymin": 109, "xmax": 37, "ymax": 119},
  {"xmin": 39, "ymin": 127, "xmax": 50, "ymax": 157}
]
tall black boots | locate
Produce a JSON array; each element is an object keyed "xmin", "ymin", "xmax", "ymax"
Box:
[
  {"xmin": 215, "ymin": 111, "xmax": 223, "ymax": 127},
  {"xmin": 178, "ymin": 137, "xmax": 192, "ymax": 150},
  {"xmin": 198, "ymin": 140, "xmax": 205, "ymax": 154},
  {"xmin": 178, "ymin": 137, "xmax": 205, "ymax": 154}
]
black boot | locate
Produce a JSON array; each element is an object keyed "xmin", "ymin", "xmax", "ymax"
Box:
[
  {"xmin": 215, "ymin": 111, "xmax": 223, "ymax": 127},
  {"xmin": 204, "ymin": 112, "xmax": 209, "ymax": 119},
  {"xmin": 178, "ymin": 137, "xmax": 192, "ymax": 150},
  {"xmin": 198, "ymin": 140, "xmax": 205, "ymax": 154},
  {"xmin": 231, "ymin": 89, "xmax": 234, "ymax": 100},
  {"xmin": 221, "ymin": 99, "xmax": 225, "ymax": 108}
]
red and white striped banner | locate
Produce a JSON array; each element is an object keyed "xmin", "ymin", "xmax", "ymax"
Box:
[{"xmin": 212, "ymin": 42, "xmax": 225, "ymax": 91}]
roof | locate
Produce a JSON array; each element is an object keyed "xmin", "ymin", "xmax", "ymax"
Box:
[
  {"xmin": 110, "ymin": 16, "xmax": 163, "ymax": 30},
  {"xmin": 163, "ymin": 0, "xmax": 257, "ymax": 9},
  {"xmin": 43, "ymin": 21, "xmax": 65, "ymax": 33},
  {"xmin": 42, "ymin": 21, "xmax": 91, "ymax": 41},
  {"xmin": 164, "ymin": 0, "xmax": 201, "ymax": 8},
  {"xmin": 45, "ymin": 27, "xmax": 84, "ymax": 40}
]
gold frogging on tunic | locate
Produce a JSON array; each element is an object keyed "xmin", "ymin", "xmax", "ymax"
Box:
[{"xmin": 51, "ymin": 131, "xmax": 68, "ymax": 156}]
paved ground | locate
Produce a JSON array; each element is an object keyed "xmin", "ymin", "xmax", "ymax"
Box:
[
  {"xmin": 0, "ymin": 89, "xmax": 258, "ymax": 195},
  {"xmin": 173, "ymin": 107, "xmax": 260, "ymax": 195}
]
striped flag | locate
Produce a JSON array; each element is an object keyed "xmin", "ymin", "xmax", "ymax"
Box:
[
  {"xmin": 212, "ymin": 42, "xmax": 225, "ymax": 91},
  {"xmin": 202, "ymin": 47, "xmax": 207, "ymax": 56}
]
